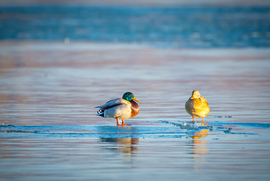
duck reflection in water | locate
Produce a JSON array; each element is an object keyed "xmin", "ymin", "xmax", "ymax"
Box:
[
  {"xmin": 100, "ymin": 137, "xmax": 139, "ymax": 156},
  {"xmin": 190, "ymin": 123, "xmax": 210, "ymax": 169}
]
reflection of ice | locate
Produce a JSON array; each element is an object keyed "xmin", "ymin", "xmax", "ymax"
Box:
[
  {"xmin": 161, "ymin": 120, "xmax": 213, "ymax": 130},
  {"xmin": 160, "ymin": 120, "xmax": 238, "ymax": 135}
]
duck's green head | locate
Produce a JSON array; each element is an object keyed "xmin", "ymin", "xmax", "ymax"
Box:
[{"xmin": 122, "ymin": 92, "xmax": 140, "ymax": 102}]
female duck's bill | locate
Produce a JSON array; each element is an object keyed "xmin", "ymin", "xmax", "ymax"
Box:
[
  {"xmin": 185, "ymin": 90, "xmax": 210, "ymax": 122},
  {"xmin": 96, "ymin": 92, "xmax": 140, "ymax": 126}
]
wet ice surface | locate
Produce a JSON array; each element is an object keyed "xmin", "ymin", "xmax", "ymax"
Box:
[
  {"xmin": 1, "ymin": 121, "xmax": 268, "ymax": 138},
  {"xmin": 1, "ymin": 42, "xmax": 270, "ymax": 181},
  {"xmin": 1, "ymin": 121, "xmax": 270, "ymax": 181}
]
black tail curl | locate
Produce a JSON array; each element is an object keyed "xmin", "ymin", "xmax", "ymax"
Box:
[{"xmin": 97, "ymin": 109, "xmax": 104, "ymax": 117}]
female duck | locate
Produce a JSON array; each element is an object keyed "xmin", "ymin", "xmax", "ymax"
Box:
[
  {"xmin": 96, "ymin": 92, "xmax": 140, "ymax": 125},
  {"xmin": 185, "ymin": 90, "xmax": 210, "ymax": 122}
]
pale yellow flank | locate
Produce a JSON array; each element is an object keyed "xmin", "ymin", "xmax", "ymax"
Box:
[{"xmin": 185, "ymin": 90, "xmax": 210, "ymax": 122}]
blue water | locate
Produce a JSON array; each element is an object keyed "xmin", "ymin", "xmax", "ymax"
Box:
[
  {"xmin": 1, "ymin": 120, "xmax": 270, "ymax": 181},
  {"xmin": 1, "ymin": 6, "xmax": 270, "ymax": 48}
]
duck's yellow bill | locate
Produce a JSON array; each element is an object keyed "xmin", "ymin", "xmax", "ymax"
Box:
[{"xmin": 133, "ymin": 97, "xmax": 140, "ymax": 102}]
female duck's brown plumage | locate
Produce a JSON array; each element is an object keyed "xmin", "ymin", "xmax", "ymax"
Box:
[{"xmin": 185, "ymin": 90, "xmax": 210, "ymax": 122}]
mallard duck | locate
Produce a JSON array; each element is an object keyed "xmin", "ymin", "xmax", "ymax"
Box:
[
  {"xmin": 96, "ymin": 92, "xmax": 140, "ymax": 125},
  {"xmin": 185, "ymin": 90, "xmax": 210, "ymax": 122}
]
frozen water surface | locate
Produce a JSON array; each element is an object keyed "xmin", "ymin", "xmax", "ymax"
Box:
[{"xmin": 0, "ymin": 42, "xmax": 270, "ymax": 181}]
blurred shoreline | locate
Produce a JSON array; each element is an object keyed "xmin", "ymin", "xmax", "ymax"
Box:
[
  {"xmin": 1, "ymin": 40, "xmax": 270, "ymax": 52},
  {"xmin": 1, "ymin": 6, "xmax": 269, "ymax": 48}
]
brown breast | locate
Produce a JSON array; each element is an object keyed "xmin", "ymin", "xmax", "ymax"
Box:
[{"xmin": 130, "ymin": 100, "xmax": 139, "ymax": 118}]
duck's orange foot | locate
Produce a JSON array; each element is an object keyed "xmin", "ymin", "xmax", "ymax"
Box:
[
  {"xmin": 122, "ymin": 124, "xmax": 132, "ymax": 126},
  {"xmin": 116, "ymin": 119, "xmax": 132, "ymax": 126},
  {"xmin": 121, "ymin": 120, "xmax": 131, "ymax": 126},
  {"xmin": 116, "ymin": 124, "xmax": 132, "ymax": 127},
  {"xmin": 116, "ymin": 117, "xmax": 120, "ymax": 125}
]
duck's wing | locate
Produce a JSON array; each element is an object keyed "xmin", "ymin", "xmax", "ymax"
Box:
[
  {"xmin": 199, "ymin": 97, "xmax": 208, "ymax": 105},
  {"xmin": 95, "ymin": 98, "xmax": 128, "ymax": 110},
  {"xmin": 185, "ymin": 98, "xmax": 193, "ymax": 114},
  {"xmin": 199, "ymin": 97, "xmax": 210, "ymax": 116}
]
